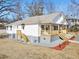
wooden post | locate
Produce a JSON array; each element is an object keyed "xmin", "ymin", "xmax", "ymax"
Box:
[
  {"xmin": 50, "ymin": 24, "xmax": 51, "ymax": 35},
  {"xmin": 58, "ymin": 24, "xmax": 60, "ymax": 34},
  {"xmin": 50, "ymin": 24, "xmax": 52, "ymax": 42},
  {"xmin": 64, "ymin": 25, "xmax": 68, "ymax": 33}
]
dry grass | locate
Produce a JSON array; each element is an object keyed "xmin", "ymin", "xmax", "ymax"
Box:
[{"xmin": 0, "ymin": 39, "xmax": 79, "ymax": 59}]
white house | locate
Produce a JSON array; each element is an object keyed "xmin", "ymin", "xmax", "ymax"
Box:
[{"xmin": 6, "ymin": 12, "xmax": 68, "ymax": 47}]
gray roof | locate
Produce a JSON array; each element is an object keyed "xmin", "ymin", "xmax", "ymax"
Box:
[{"xmin": 7, "ymin": 12, "xmax": 68, "ymax": 26}]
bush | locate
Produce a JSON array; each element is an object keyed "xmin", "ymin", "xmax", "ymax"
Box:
[{"xmin": 69, "ymin": 25, "xmax": 79, "ymax": 32}]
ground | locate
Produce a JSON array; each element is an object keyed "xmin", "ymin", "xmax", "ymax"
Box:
[{"xmin": 0, "ymin": 39, "xmax": 79, "ymax": 59}]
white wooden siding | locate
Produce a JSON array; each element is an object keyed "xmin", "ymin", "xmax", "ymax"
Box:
[{"xmin": 22, "ymin": 24, "xmax": 40, "ymax": 37}]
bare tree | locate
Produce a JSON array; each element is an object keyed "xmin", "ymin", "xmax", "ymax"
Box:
[
  {"xmin": 0, "ymin": 0, "xmax": 25, "ymax": 22},
  {"xmin": 68, "ymin": 0, "xmax": 79, "ymax": 18},
  {"xmin": 0, "ymin": 0, "xmax": 15, "ymax": 18},
  {"xmin": 25, "ymin": 0, "xmax": 56, "ymax": 17},
  {"xmin": 25, "ymin": 0, "xmax": 45, "ymax": 17},
  {"xmin": 45, "ymin": 0, "xmax": 55, "ymax": 14},
  {"xmin": 0, "ymin": 0, "xmax": 56, "ymax": 22},
  {"xmin": 14, "ymin": 1, "xmax": 25, "ymax": 20},
  {"xmin": 8, "ymin": 0, "xmax": 25, "ymax": 21},
  {"xmin": 14, "ymin": 1, "xmax": 22, "ymax": 20}
]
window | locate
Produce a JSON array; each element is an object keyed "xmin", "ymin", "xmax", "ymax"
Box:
[
  {"xmin": 44, "ymin": 38, "xmax": 46, "ymax": 40},
  {"xmin": 46, "ymin": 25, "xmax": 50, "ymax": 30},
  {"xmin": 0, "ymin": 24, "xmax": 5, "ymax": 29},
  {"xmin": 17, "ymin": 26, "xmax": 18, "ymax": 29},
  {"xmin": 34, "ymin": 40, "xmax": 37, "ymax": 43},
  {"xmin": 62, "ymin": 25, "xmax": 66, "ymax": 30},
  {"xmin": 38, "ymin": 37, "xmax": 40, "ymax": 43},
  {"xmin": 21, "ymin": 24, "xmax": 25, "ymax": 30},
  {"xmin": 13, "ymin": 34, "xmax": 15, "ymax": 38},
  {"xmin": 41, "ymin": 24, "xmax": 50, "ymax": 35},
  {"xmin": 10, "ymin": 26, "xmax": 12, "ymax": 30},
  {"xmin": 6, "ymin": 26, "xmax": 8, "ymax": 30},
  {"xmin": 41, "ymin": 25, "xmax": 50, "ymax": 30},
  {"xmin": 41, "ymin": 25, "xmax": 44, "ymax": 30},
  {"xmin": 54, "ymin": 25, "xmax": 58, "ymax": 30}
]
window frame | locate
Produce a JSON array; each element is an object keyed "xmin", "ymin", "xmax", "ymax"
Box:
[
  {"xmin": 10, "ymin": 26, "xmax": 12, "ymax": 30},
  {"xmin": 53, "ymin": 25, "xmax": 58, "ymax": 30},
  {"xmin": 21, "ymin": 24, "xmax": 25, "ymax": 30},
  {"xmin": 41, "ymin": 24, "xmax": 50, "ymax": 30},
  {"xmin": 6, "ymin": 26, "xmax": 8, "ymax": 30},
  {"xmin": 46, "ymin": 25, "xmax": 50, "ymax": 31}
]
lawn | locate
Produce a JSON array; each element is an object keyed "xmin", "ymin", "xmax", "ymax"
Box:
[{"xmin": 0, "ymin": 39, "xmax": 79, "ymax": 59}]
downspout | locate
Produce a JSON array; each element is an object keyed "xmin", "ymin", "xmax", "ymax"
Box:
[
  {"xmin": 58, "ymin": 24, "xmax": 60, "ymax": 34},
  {"xmin": 50, "ymin": 24, "xmax": 52, "ymax": 42},
  {"xmin": 38, "ymin": 20, "xmax": 41, "ymax": 43}
]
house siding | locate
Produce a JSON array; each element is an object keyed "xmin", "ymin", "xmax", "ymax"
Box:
[
  {"xmin": 27, "ymin": 35, "xmax": 63, "ymax": 47},
  {"xmin": 21, "ymin": 24, "xmax": 40, "ymax": 37}
]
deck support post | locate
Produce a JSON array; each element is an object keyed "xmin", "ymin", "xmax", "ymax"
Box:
[
  {"xmin": 58, "ymin": 24, "xmax": 60, "ymax": 34},
  {"xmin": 50, "ymin": 24, "xmax": 52, "ymax": 35}
]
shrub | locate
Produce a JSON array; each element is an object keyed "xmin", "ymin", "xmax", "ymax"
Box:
[{"xmin": 69, "ymin": 25, "xmax": 79, "ymax": 32}]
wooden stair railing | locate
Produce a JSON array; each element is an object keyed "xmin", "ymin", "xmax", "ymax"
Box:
[
  {"xmin": 17, "ymin": 30, "xmax": 29, "ymax": 42},
  {"xmin": 59, "ymin": 33, "xmax": 67, "ymax": 40}
]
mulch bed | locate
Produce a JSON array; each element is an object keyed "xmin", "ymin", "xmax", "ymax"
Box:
[
  {"xmin": 52, "ymin": 36, "xmax": 76, "ymax": 50},
  {"xmin": 53, "ymin": 41, "xmax": 70, "ymax": 50}
]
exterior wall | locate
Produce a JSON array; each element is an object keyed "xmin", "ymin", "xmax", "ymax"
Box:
[
  {"xmin": 39, "ymin": 36, "xmax": 63, "ymax": 47},
  {"xmin": 6, "ymin": 25, "xmax": 17, "ymax": 39},
  {"xmin": 22, "ymin": 24, "xmax": 41, "ymax": 37},
  {"xmin": 6, "ymin": 25, "xmax": 17, "ymax": 34},
  {"xmin": 51, "ymin": 30, "xmax": 59, "ymax": 35},
  {"xmin": 8, "ymin": 34, "xmax": 17, "ymax": 40},
  {"xmin": 6, "ymin": 24, "xmax": 41, "ymax": 40},
  {"xmin": 28, "ymin": 35, "xmax": 63, "ymax": 47},
  {"xmin": 15, "ymin": 24, "xmax": 41, "ymax": 43},
  {"xmin": 28, "ymin": 36, "xmax": 39, "ymax": 44},
  {"xmin": 0, "ymin": 29, "xmax": 6, "ymax": 34},
  {"xmin": 51, "ymin": 30, "xmax": 67, "ymax": 35},
  {"xmin": 61, "ymin": 30, "xmax": 67, "ymax": 34}
]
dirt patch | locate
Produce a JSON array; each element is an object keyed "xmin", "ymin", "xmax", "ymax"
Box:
[{"xmin": 0, "ymin": 54, "xmax": 8, "ymax": 59}]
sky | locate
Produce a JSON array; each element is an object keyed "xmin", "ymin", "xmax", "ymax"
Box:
[
  {"xmin": 6, "ymin": 0, "xmax": 79, "ymax": 20},
  {"xmin": 23, "ymin": 0, "xmax": 79, "ymax": 16},
  {"xmin": 31, "ymin": 0, "xmax": 79, "ymax": 13},
  {"xmin": 53, "ymin": 0, "xmax": 71, "ymax": 12},
  {"xmin": 25, "ymin": 0, "xmax": 71, "ymax": 12}
]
